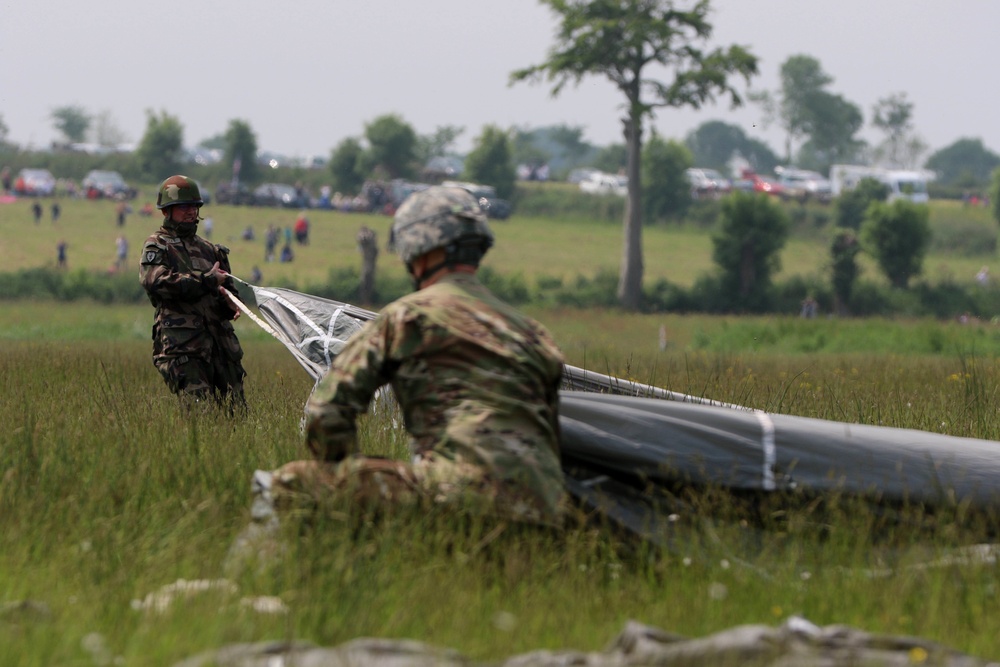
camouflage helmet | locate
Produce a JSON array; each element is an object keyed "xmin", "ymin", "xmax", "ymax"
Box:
[
  {"xmin": 392, "ymin": 186, "xmax": 494, "ymax": 266},
  {"xmin": 156, "ymin": 175, "xmax": 203, "ymax": 209}
]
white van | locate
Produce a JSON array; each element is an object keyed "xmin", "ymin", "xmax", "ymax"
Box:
[{"xmin": 829, "ymin": 165, "xmax": 932, "ymax": 204}]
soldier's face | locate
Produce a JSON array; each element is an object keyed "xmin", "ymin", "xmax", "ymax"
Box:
[{"xmin": 166, "ymin": 203, "xmax": 202, "ymax": 224}]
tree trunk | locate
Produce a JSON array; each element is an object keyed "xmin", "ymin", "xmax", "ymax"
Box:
[{"xmin": 617, "ymin": 113, "xmax": 644, "ymax": 311}]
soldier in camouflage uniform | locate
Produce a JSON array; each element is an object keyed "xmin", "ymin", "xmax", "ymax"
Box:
[
  {"xmin": 270, "ymin": 186, "xmax": 567, "ymax": 525},
  {"xmin": 140, "ymin": 175, "xmax": 247, "ymax": 410}
]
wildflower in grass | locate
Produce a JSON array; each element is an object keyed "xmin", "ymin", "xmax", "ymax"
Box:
[
  {"xmin": 708, "ymin": 583, "xmax": 728, "ymax": 600},
  {"xmin": 909, "ymin": 646, "xmax": 929, "ymax": 663},
  {"xmin": 492, "ymin": 611, "xmax": 517, "ymax": 632}
]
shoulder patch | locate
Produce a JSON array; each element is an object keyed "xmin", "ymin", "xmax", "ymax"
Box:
[{"xmin": 141, "ymin": 243, "xmax": 166, "ymax": 265}]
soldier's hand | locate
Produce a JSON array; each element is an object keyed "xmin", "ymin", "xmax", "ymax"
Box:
[{"xmin": 203, "ymin": 261, "xmax": 229, "ymax": 289}]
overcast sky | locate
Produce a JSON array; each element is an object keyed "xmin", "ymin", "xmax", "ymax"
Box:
[{"xmin": 2, "ymin": 0, "xmax": 996, "ymax": 163}]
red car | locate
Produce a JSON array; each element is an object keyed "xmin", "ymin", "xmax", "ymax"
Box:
[{"xmin": 736, "ymin": 171, "xmax": 786, "ymax": 199}]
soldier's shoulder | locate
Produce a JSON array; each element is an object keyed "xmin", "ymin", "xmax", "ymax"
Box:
[{"xmin": 214, "ymin": 243, "xmax": 231, "ymax": 255}]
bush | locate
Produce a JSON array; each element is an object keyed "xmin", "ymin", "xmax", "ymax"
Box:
[
  {"xmin": 515, "ymin": 183, "xmax": 625, "ymax": 222},
  {"xmin": 0, "ymin": 268, "xmax": 145, "ymax": 302}
]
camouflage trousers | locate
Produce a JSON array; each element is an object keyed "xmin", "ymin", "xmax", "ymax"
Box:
[
  {"xmin": 267, "ymin": 455, "xmax": 565, "ymax": 527},
  {"xmin": 154, "ymin": 352, "xmax": 246, "ymax": 410}
]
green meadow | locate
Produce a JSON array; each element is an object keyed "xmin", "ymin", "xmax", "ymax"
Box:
[{"xmin": 3, "ymin": 195, "xmax": 1000, "ymax": 664}]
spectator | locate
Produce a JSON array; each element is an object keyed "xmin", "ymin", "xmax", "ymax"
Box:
[
  {"xmin": 116, "ymin": 201, "xmax": 128, "ymax": 227},
  {"xmin": 56, "ymin": 240, "xmax": 67, "ymax": 269},
  {"xmin": 202, "ymin": 216, "xmax": 213, "ymax": 239},
  {"xmin": 51, "ymin": 201, "xmax": 61, "ymax": 223},
  {"xmin": 250, "ymin": 266, "xmax": 263, "ymax": 283},
  {"xmin": 294, "ymin": 212, "xmax": 310, "ymax": 245},
  {"xmin": 32, "ymin": 201, "xmax": 43, "ymax": 224},
  {"xmin": 115, "ymin": 235, "xmax": 129, "ymax": 273},
  {"xmin": 264, "ymin": 224, "xmax": 278, "ymax": 262},
  {"xmin": 280, "ymin": 243, "xmax": 294, "ymax": 263}
]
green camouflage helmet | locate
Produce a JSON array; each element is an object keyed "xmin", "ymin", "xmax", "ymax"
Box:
[
  {"xmin": 156, "ymin": 175, "xmax": 203, "ymax": 209},
  {"xmin": 392, "ymin": 186, "xmax": 494, "ymax": 266}
]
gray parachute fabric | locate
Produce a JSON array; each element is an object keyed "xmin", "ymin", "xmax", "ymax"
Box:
[{"xmin": 229, "ymin": 281, "xmax": 1000, "ymax": 538}]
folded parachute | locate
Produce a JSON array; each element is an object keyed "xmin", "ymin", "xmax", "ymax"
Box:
[{"xmin": 231, "ymin": 281, "xmax": 1000, "ymax": 536}]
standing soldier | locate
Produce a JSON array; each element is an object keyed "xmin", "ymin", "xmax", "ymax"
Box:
[
  {"xmin": 140, "ymin": 175, "xmax": 246, "ymax": 410},
  {"xmin": 268, "ymin": 186, "xmax": 566, "ymax": 526}
]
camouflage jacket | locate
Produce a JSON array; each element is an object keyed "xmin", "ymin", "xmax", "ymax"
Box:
[
  {"xmin": 304, "ymin": 272, "xmax": 566, "ymax": 517},
  {"xmin": 139, "ymin": 222, "xmax": 242, "ymax": 362}
]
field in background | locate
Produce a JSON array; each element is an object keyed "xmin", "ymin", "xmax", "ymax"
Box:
[{"xmin": 1, "ymin": 195, "xmax": 997, "ymax": 294}]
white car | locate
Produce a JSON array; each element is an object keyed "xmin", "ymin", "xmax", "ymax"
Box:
[
  {"xmin": 776, "ymin": 168, "xmax": 832, "ymax": 202},
  {"xmin": 685, "ymin": 168, "xmax": 732, "ymax": 199},
  {"xmin": 579, "ymin": 172, "xmax": 627, "ymax": 197}
]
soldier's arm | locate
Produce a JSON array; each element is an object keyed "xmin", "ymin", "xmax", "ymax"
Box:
[
  {"xmin": 139, "ymin": 241, "xmax": 219, "ymax": 303},
  {"xmin": 304, "ymin": 314, "xmax": 399, "ymax": 462}
]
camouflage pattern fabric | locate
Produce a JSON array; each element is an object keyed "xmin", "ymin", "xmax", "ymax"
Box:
[
  {"xmin": 140, "ymin": 218, "xmax": 246, "ymax": 406},
  {"xmin": 391, "ymin": 185, "xmax": 494, "ymax": 265},
  {"xmin": 303, "ymin": 272, "xmax": 566, "ymax": 525}
]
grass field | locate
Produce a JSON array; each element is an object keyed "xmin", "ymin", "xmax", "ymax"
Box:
[
  {"xmin": 1, "ymin": 194, "xmax": 996, "ymax": 294},
  {"xmin": 3, "ymin": 301, "xmax": 1000, "ymax": 664},
  {"xmin": 3, "ymin": 194, "xmax": 1000, "ymax": 664}
]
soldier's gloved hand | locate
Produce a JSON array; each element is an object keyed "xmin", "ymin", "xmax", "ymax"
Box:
[{"xmin": 203, "ymin": 261, "xmax": 229, "ymax": 290}]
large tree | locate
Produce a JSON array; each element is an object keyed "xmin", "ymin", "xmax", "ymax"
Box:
[
  {"xmin": 512, "ymin": 0, "xmax": 757, "ymax": 310},
  {"xmin": 135, "ymin": 109, "xmax": 184, "ymax": 180},
  {"xmin": 91, "ymin": 109, "xmax": 129, "ymax": 149},
  {"xmin": 925, "ymin": 138, "xmax": 1000, "ymax": 186},
  {"xmin": 752, "ymin": 55, "xmax": 863, "ymax": 170},
  {"xmin": 0, "ymin": 113, "xmax": 9, "ymax": 147},
  {"xmin": 51, "ymin": 105, "xmax": 91, "ymax": 144},
  {"xmin": 224, "ymin": 119, "xmax": 260, "ymax": 185},
  {"xmin": 685, "ymin": 119, "xmax": 779, "ymax": 174},
  {"xmin": 871, "ymin": 92, "xmax": 923, "ymax": 168},
  {"xmin": 329, "ymin": 137, "xmax": 366, "ymax": 194},
  {"xmin": 363, "ymin": 114, "xmax": 418, "ymax": 179},
  {"xmin": 416, "ymin": 125, "xmax": 465, "ymax": 164},
  {"xmin": 464, "ymin": 125, "xmax": 517, "ymax": 199}
]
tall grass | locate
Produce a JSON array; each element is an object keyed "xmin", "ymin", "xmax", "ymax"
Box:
[{"xmin": 3, "ymin": 305, "xmax": 1000, "ymax": 663}]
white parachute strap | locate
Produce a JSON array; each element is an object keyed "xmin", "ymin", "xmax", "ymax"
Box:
[{"xmin": 221, "ymin": 286, "xmax": 279, "ymax": 339}]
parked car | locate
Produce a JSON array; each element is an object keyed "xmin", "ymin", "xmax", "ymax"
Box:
[
  {"xmin": 252, "ymin": 182, "xmax": 310, "ymax": 209},
  {"xmin": 440, "ymin": 180, "xmax": 512, "ymax": 220},
  {"xmin": 214, "ymin": 182, "xmax": 254, "ymax": 206},
  {"xmin": 685, "ymin": 168, "xmax": 732, "ymax": 200},
  {"xmin": 734, "ymin": 171, "xmax": 786, "ymax": 199},
  {"xmin": 775, "ymin": 167, "xmax": 832, "ymax": 203},
  {"xmin": 579, "ymin": 172, "xmax": 628, "ymax": 197},
  {"xmin": 81, "ymin": 170, "xmax": 136, "ymax": 200},
  {"xmin": 13, "ymin": 168, "xmax": 56, "ymax": 196}
]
